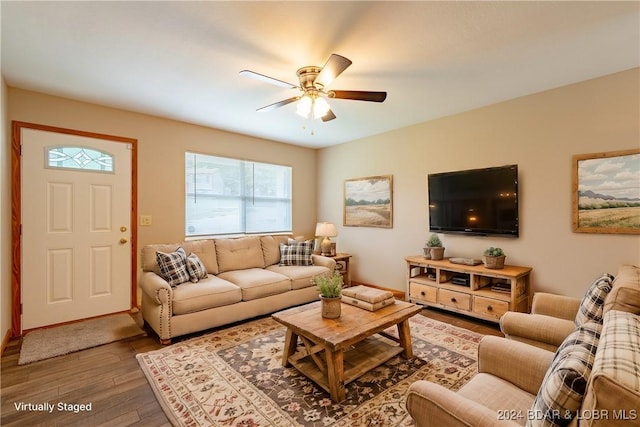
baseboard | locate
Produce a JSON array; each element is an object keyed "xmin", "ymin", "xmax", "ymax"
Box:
[
  {"xmin": 1, "ymin": 328, "xmax": 11, "ymax": 356},
  {"xmin": 350, "ymin": 281, "xmax": 406, "ymax": 300}
]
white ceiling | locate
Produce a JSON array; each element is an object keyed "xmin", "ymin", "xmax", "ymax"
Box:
[{"xmin": 2, "ymin": 1, "xmax": 638, "ymax": 148}]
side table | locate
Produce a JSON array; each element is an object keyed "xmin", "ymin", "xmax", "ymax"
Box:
[{"xmin": 332, "ymin": 253, "xmax": 352, "ymax": 287}]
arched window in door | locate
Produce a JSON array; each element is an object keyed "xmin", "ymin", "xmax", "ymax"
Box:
[{"xmin": 46, "ymin": 146, "xmax": 114, "ymax": 172}]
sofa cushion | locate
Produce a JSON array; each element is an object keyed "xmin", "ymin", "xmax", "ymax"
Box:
[
  {"xmin": 527, "ymin": 321, "xmax": 601, "ymax": 427},
  {"xmin": 604, "ymin": 264, "xmax": 640, "ymax": 315},
  {"xmin": 156, "ymin": 247, "xmax": 190, "ymax": 287},
  {"xmin": 458, "ymin": 372, "xmax": 535, "ymax": 426},
  {"xmin": 186, "ymin": 252, "xmax": 208, "ymax": 282},
  {"xmin": 215, "ymin": 236, "xmax": 265, "ymax": 273},
  {"xmin": 142, "ymin": 243, "xmax": 181, "ymax": 274},
  {"xmin": 266, "ymin": 264, "xmax": 331, "ymax": 290},
  {"xmin": 218, "ymin": 268, "xmax": 290, "ymax": 301},
  {"xmin": 182, "ymin": 240, "xmax": 219, "ymax": 275},
  {"xmin": 172, "ymin": 276, "xmax": 242, "ymax": 315},
  {"xmin": 279, "ymin": 241, "xmax": 314, "ymax": 266},
  {"xmin": 260, "ymin": 235, "xmax": 291, "ymax": 266},
  {"xmin": 142, "ymin": 239, "xmax": 219, "ymax": 275},
  {"xmin": 575, "ymin": 273, "xmax": 614, "ymax": 326}
]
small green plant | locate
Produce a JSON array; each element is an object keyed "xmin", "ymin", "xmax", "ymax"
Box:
[
  {"xmin": 312, "ymin": 271, "xmax": 343, "ymax": 298},
  {"xmin": 426, "ymin": 233, "xmax": 442, "ymax": 247},
  {"xmin": 484, "ymin": 247, "xmax": 505, "ymax": 257}
]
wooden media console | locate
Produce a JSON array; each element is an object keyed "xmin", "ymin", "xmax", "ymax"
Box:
[{"xmin": 405, "ymin": 256, "xmax": 531, "ymax": 323}]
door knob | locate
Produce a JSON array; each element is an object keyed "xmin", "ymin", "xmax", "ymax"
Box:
[{"xmin": 119, "ymin": 238, "xmax": 128, "ymax": 244}]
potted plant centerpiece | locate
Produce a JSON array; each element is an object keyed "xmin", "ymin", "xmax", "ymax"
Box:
[
  {"xmin": 483, "ymin": 247, "xmax": 506, "ymax": 269},
  {"xmin": 426, "ymin": 233, "xmax": 445, "ymax": 260},
  {"xmin": 313, "ymin": 271, "xmax": 344, "ymax": 318}
]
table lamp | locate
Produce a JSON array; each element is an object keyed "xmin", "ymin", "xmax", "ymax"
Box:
[{"xmin": 315, "ymin": 222, "xmax": 337, "ymax": 256}]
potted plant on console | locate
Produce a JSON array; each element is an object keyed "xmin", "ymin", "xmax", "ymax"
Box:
[
  {"xmin": 426, "ymin": 233, "xmax": 445, "ymax": 260},
  {"xmin": 483, "ymin": 247, "xmax": 506, "ymax": 269},
  {"xmin": 313, "ymin": 271, "xmax": 343, "ymax": 318}
]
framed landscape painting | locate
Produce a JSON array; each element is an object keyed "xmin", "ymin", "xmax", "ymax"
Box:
[
  {"xmin": 344, "ymin": 175, "xmax": 393, "ymax": 228},
  {"xmin": 573, "ymin": 148, "xmax": 640, "ymax": 234}
]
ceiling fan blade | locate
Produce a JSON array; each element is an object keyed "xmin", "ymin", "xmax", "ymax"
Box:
[
  {"xmin": 240, "ymin": 70, "xmax": 298, "ymax": 89},
  {"xmin": 256, "ymin": 96, "xmax": 300, "ymax": 112},
  {"xmin": 315, "ymin": 54, "xmax": 352, "ymax": 87},
  {"xmin": 330, "ymin": 90, "xmax": 387, "ymax": 103},
  {"xmin": 321, "ymin": 109, "xmax": 336, "ymax": 122}
]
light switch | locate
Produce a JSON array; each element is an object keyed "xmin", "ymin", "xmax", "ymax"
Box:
[{"xmin": 140, "ymin": 215, "xmax": 152, "ymax": 226}]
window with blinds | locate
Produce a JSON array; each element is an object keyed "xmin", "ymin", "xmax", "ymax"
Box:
[{"xmin": 185, "ymin": 152, "xmax": 292, "ymax": 236}]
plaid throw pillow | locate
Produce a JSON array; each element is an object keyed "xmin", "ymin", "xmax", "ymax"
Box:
[
  {"xmin": 186, "ymin": 252, "xmax": 208, "ymax": 283},
  {"xmin": 156, "ymin": 247, "xmax": 190, "ymax": 287},
  {"xmin": 279, "ymin": 241, "xmax": 313, "ymax": 266},
  {"xmin": 575, "ymin": 273, "xmax": 615, "ymax": 327},
  {"xmin": 527, "ymin": 321, "xmax": 602, "ymax": 427}
]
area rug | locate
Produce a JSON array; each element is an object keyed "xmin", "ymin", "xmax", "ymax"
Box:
[
  {"xmin": 19, "ymin": 312, "xmax": 146, "ymax": 365},
  {"xmin": 137, "ymin": 314, "xmax": 482, "ymax": 426}
]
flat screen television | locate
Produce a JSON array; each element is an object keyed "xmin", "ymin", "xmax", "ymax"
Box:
[{"xmin": 428, "ymin": 165, "xmax": 519, "ymax": 237}]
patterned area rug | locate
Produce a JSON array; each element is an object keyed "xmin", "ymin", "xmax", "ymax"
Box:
[{"xmin": 137, "ymin": 314, "xmax": 482, "ymax": 426}]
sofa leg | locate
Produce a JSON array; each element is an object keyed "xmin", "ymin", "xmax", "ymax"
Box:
[{"xmin": 160, "ymin": 338, "xmax": 171, "ymax": 345}]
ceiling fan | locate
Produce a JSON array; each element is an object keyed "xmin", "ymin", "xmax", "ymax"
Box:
[{"xmin": 240, "ymin": 54, "xmax": 387, "ymax": 122}]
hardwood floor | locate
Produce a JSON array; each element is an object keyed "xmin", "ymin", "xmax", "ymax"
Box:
[
  {"xmin": 421, "ymin": 306, "xmax": 504, "ymax": 337},
  {"xmin": 1, "ymin": 308, "xmax": 502, "ymax": 426}
]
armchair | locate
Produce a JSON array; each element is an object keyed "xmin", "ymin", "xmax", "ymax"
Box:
[
  {"xmin": 500, "ymin": 292, "xmax": 580, "ymax": 351},
  {"xmin": 501, "ymin": 272, "xmax": 615, "ymax": 352},
  {"xmin": 406, "ymin": 336, "xmax": 554, "ymax": 427}
]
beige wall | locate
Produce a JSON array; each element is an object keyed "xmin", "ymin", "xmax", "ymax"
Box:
[
  {"xmin": 318, "ymin": 68, "xmax": 640, "ymax": 299},
  {"xmin": 3, "ymin": 69, "xmax": 639, "ymax": 342},
  {"xmin": 5, "ymin": 88, "xmax": 318, "ymax": 312}
]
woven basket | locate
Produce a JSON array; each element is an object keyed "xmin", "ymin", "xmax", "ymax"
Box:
[
  {"xmin": 483, "ymin": 255, "xmax": 505, "ymax": 269},
  {"xmin": 430, "ymin": 247, "xmax": 445, "ymax": 261}
]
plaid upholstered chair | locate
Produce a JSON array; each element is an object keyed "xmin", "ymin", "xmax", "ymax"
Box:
[{"xmin": 499, "ymin": 273, "xmax": 614, "ymax": 351}]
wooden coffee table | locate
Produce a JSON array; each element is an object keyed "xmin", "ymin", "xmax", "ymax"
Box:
[{"xmin": 272, "ymin": 300, "xmax": 422, "ymax": 402}]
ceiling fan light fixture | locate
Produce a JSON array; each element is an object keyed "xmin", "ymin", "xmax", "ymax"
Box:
[
  {"xmin": 296, "ymin": 93, "xmax": 331, "ymax": 120},
  {"xmin": 313, "ymin": 96, "xmax": 330, "ymax": 119},
  {"xmin": 243, "ymin": 53, "xmax": 386, "ymax": 123},
  {"xmin": 296, "ymin": 95, "xmax": 313, "ymax": 118}
]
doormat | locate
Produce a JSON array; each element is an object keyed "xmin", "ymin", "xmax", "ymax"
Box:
[
  {"xmin": 18, "ymin": 313, "xmax": 146, "ymax": 365},
  {"xmin": 137, "ymin": 315, "xmax": 481, "ymax": 426}
]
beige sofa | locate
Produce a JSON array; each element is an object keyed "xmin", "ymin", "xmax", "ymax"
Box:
[
  {"xmin": 407, "ymin": 264, "xmax": 640, "ymax": 427},
  {"xmin": 140, "ymin": 235, "xmax": 335, "ymax": 343}
]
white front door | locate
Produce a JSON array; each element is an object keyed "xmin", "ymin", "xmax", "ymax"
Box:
[{"xmin": 21, "ymin": 128, "xmax": 132, "ymax": 330}]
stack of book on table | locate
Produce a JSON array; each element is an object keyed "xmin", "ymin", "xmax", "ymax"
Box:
[{"xmin": 341, "ymin": 285, "xmax": 395, "ymax": 311}]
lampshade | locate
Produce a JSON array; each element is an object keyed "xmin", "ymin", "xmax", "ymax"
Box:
[
  {"xmin": 315, "ymin": 222, "xmax": 337, "ymax": 237},
  {"xmin": 312, "ymin": 97, "xmax": 330, "ymax": 119},
  {"xmin": 296, "ymin": 94, "xmax": 331, "ymax": 120},
  {"xmin": 296, "ymin": 95, "xmax": 313, "ymax": 118},
  {"xmin": 315, "ymin": 222, "xmax": 337, "ymax": 256}
]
